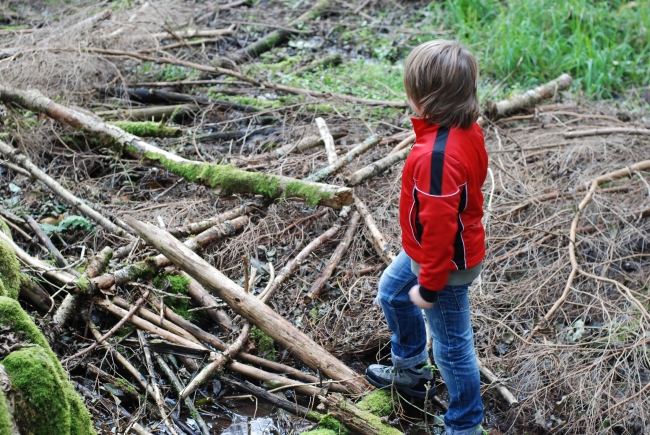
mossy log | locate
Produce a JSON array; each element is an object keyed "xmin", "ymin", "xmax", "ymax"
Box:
[
  {"xmin": 294, "ymin": 53, "xmax": 342, "ymax": 76},
  {"xmin": 108, "ymin": 121, "xmax": 182, "ymax": 138},
  {"xmin": 0, "ymin": 297, "xmax": 95, "ymax": 435},
  {"xmin": 122, "ymin": 216, "xmax": 371, "ymax": 394},
  {"xmin": 319, "ymin": 394, "xmax": 403, "ymax": 435},
  {"xmin": 0, "ymin": 86, "xmax": 352, "ymax": 209}
]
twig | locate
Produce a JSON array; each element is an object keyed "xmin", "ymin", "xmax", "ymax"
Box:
[
  {"xmin": 478, "ymin": 364, "xmax": 519, "ymax": 407},
  {"xmin": 316, "ymin": 117, "xmax": 338, "ymax": 165},
  {"xmin": 563, "ymin": 127, "xmax": 650, "ymax": 138},
  {"xmin": 354, "ymin": 195, "xmax": 396, "ymax": 265},
  {"xmin": 61, "ymin": 289, "xmax": 151, "ymax": 364},
  {"xmin": 305, "ymin": 135, "xmax": 381, "ymax": 182}
]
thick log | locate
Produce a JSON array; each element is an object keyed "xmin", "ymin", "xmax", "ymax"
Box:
[
  {"xmin": 0, "ymin": 86, "xmax": 352, "ymax": 209},
  {"xmin": 484, "ymin": 73, "xmax": 573, "ymax": 119},
  {"xmin": 121, "ymin": 216, "xmax": 370, "ymax": 394}
]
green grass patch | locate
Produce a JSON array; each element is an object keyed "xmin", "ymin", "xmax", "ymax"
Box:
[{"xmin": 430, "ymin": 0, "xmax": 650, "ymax": 97}]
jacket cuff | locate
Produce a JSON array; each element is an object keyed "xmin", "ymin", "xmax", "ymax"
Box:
[{"xmin": 419, "ymin": 285, "xmax": 438, "ymax": 303}]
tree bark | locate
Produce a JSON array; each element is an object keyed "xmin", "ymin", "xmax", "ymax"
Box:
[{"xmin": 122, "ymin": 216, "xmax": 370, "ymax": 394}]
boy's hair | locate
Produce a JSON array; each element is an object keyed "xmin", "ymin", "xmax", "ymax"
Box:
[{"xmin": 404, "ymin": 40, "xmax": 479, "ymax": 130}]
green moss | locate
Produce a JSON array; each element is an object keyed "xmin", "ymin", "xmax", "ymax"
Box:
[
  {"xmin": 0, "ymin": 297, "xmax": 94, "ymax": 435},
  {"xmin": 337, "ymin": 398, "xmax": 401, "ymax": 435},
  {"xmin": 109, "ymin": 121, "xmax": 182, "ymax": 138},
  {"xmin": 301, "ymin": 430, "xmax": 338, "ymax": 435},
  {"xmin": 316, "ymin": 414, "xmax": 349, "ymax": 435},
  {"xmin": 0, "ymin": 387, "xmax": 13, "ymax": 434},
  {"xmin": 0, "ymin": 239, "xmax": 22, "ymax": 300},
  {"xmin": 75, "ymin": 276, "xmax": 91, "ymax": 293},
  {"xmin": 153, "ymin": 274, "xmax": 199, "ymax": 321},
  {"xmin": 284, "ymin": 181, "xmax": 331, "ymax": 207},
  {"xmin": 357, "ymin": 390, "xmax": 394, "ymax": 417},
  {"xmin": 249, "ymin": 327, "xmax": 276, "ymax": 361},
  {"xmin": 129, "ymin": 261, "xmax": 157, "ymax": 281},
  {"xmin": 115, "ymin": 377, "xmax": 138, "ymax": 395}
]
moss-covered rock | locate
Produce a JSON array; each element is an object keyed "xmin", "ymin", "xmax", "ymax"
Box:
[
  {"xmin": 0, "ymin": 297, "xmax": 95, "ymax": 435},
  {"xmin": 0, "ymin": 239, "xmax": 21, "ymax": 300},
  {"xmin": 357, "ymin": 390, "xmax": 394, "ymax": 417}
]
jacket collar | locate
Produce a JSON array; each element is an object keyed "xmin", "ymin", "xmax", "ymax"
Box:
[{"xmin": 411, "ymin": 117, "xmax": 440, "ymax": 138}]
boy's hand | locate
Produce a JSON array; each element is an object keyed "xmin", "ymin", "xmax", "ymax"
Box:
[{"xmin": 408, "ymin": 285, "xmax": 434, "ymax": 309}]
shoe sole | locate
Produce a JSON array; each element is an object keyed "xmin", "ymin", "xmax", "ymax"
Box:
[{"xmin": 365, "ymin": 373, "xmax": 435, "ymax": 399}]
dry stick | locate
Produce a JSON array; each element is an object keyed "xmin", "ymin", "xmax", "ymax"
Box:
[
  {"xmin": 122, "ymin": 216, "xmax": 370, "ymax": 393},
  {"xmin": 179, "ymin": 322, "xmax": 252, "ymax": 400},
  {"xmin": 316, "ymin": 117, "xmax": 338, "ymax": 165},
  {"xmin": 387, "ymin": 132, "xmax": 416, "ymax": 155},
  {"xmin": 563, "ymin": 127, "xmax": 650, "ymax": 138},
  {"xmin": 183, "ymin": 273, "xmax": 233, "ymax": 332},
  {"xmin": 0, "ymin": 140, "xmax": 133, "ymax": 239},
  {"xmin": 354, "ymin": 195, "xmax": 396, "ymax": 265},
  {"xmin": 156, "ymin": 356, "xmax": 211, "ymax": 435},
  {"xmin": 92, "ymin": 216, "xmax": 249, "ymax": 290},
  {"xmin": 259, "ymin": 223, "xmax": 342, "ymax": 303},
  {"xmin": 83, "ymin": 48, "xmax": 407, "ymax": 108},
  {"xmin": 524, "ymin": 159, "xmax": 650, "ymax": 345},
  {"xmin": 478, "ymin": 364, "xmax": 518, "ymax": 408},
  {"xmin": 347, "ymin": 74, "xmax": 573, "ymax": 185},
  {"xmin": 86, "ymin": 363, "xmax": 142, "ymax": 401},
  {"xmin": 55, "ymin": 246, "xmax": 113, "ymax": 327},
  {"xmin": 138, "ymin": 330, "xmax": 180, "ymax": 435},
  {"xmin": 168, "ymin": 203, "xmax": 255, "ymax": 237},
  {"xmin": 305, "ymin": 135, "xmax": 381, "ymax": 182},
  {"xmin": 306, "ymin": 211, "xmax": 361, "ymax": 301},
  {"xmin": 270, "ymin": 129, "xmax": 348, "ymax": 158},
  {"xmin": 62, "ymin": 289, "xmax": 151, "ymax": 364},
  {"xmin": 113, "ymin": 297, "xmax": 202, "ymax": 345},
  {"xmin": 150, "ymin": 25, "xmax": 235, "ymax": 40},
  {"xmin": 94, "ymin": 104, "xmax": 197, "ymax": 121},
  {"xmin": 24, "ymin": 215, "xmax": 69, "ymax": 268},
  {"xmin": 0, "ymin": 87, "xmax": 352, "ymax": 210}
]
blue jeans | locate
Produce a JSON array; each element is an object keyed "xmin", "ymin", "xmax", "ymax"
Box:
[{"xmin": 377, "ymin": 250, "xmax": 483, "ymax": 435}]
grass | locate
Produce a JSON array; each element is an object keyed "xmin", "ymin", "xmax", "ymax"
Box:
[{"xmin": 428, "ymin": 0, "xmax": 650, "ymax": 98}]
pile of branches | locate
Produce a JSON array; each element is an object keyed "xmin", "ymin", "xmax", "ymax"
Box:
[{"xmin": 0, "ymin": 1, "xmax": 649, "ymax": 434}]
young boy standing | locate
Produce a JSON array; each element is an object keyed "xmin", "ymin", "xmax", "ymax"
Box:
[{"xmin": 366, "ymin": 40, "xmax": 487, "ymax": 435}]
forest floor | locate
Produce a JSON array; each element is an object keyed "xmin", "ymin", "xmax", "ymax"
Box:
[{"xmin": 1, "ymin": 1, "xmax": 650, "ymax": 435}]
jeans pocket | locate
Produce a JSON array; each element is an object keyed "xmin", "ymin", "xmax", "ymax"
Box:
[{"xmin": 449, "ymin": 285, "xmax": 470, "ymax": 312}]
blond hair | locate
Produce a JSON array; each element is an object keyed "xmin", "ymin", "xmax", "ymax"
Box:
[{"xmin": 404, "ymin": 40, "xmax": 479, "ymax": 129}]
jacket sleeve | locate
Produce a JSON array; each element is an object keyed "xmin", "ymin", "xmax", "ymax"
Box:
[{"xmin": 411, "ymin": 153, "xmax": 467, "ymax": 301}]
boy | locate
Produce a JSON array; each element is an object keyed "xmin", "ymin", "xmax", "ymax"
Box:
[{"xmin": 366, "ymin": 40, "xmax": 487, "ymax": 435}]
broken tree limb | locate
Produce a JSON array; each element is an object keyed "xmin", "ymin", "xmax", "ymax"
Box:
[
  {"xmin": 306, "ymin": 135, "xmax": 381, "ymax": 182},
  {"xmin": 94, "ymin": 104, "xmax": 197, "ymax": 121},
  {"xmin": 306, "ymin": 211, "xmax": 360, "ymax": 302},
  {"xmin": 320, "ymin": 393, "xmax": 404, "ymax": 435},
  {"xmin": 354, "ymin": 195, "xmax": 395, "ymax": 265},
  {"xmin": 316, "ymin": 117, "xmax": 338, "ymax": 164},
  {"xmin": 259, "ymin": 222, "xmax": 342, "ymax": 303},
  {"xmin": 183, "ymin": 273, "xmax": 233, "ymax": 332},
  {"xmin": 179, "ymin": 322, "xmax": 251, "ymax": 399},
  {"xmin": 387, "ymin": 133, "xmax": 416, "ymax": 155},
  {"xmin": 0, "ymin": 86, "xmax": 352, "ymax": 209},
  {"xmin": 231, "ymin": 0, "xmax": 330, "ymax": 63},
  {"xmin": 478, "ymin": 364, "xmax": 518, "ymax": 408},
  {"xmin": 484, "ymin": 73, "xmax": 573, "ymax": 120},
  {"xmin": 563, "ymin": 127, "xmax": 650, "ymax": 138},
  {"xmin": 270, "ymin": 129, "xmax": 348, "ymax": 158},
  {"xmin": 346, "ymin": 146, "xmax": 410, "ymax": 186},
  {"xmin": 122, "ymin": 216, "xmax": 370, "ymax": 393},
  {"xmin": 294, "ymin": 53, "xmax": 342, "ymax": 76},
  {"xmin": 0, "ymin": 140, "xmax": 134, "ymax": 239},
  {"xmin": 168, "ymin": 203, "xmax": 255, "ymax": 237},
  {"xmin": 61, "ymin": 289, "xmax": 151, "ymax": 364},
  {"xmin": 156, "ymin": 356, "xmax": 211, "ymax": 435}
]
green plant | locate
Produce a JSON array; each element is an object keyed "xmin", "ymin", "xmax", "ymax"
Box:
[{"xmin": 40, "ymin": 215, "xmax": 94, "ymax": 236}]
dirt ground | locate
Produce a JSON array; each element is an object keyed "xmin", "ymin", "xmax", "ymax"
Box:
[{"xmin": 1, "ymin": 1, "xmax": 650, "ymax": 434}]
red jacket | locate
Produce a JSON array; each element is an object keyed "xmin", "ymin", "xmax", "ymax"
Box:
[{"xmin": 400, "ymin": 118, "xmax": 488, "ymax": 293}]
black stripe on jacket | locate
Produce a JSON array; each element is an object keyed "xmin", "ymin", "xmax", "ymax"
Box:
[
  {"xmin": 452, "ymin": 184, "xmax": 468, "ymax": 269},
  {"xmin": 429, "ymin": 127, "xmax": 449, "ymax": 195}
]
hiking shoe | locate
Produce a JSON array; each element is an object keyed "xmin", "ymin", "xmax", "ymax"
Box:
[{"xmin": 365, "ymin": 361, "xmax": 436, "ymax": 398}]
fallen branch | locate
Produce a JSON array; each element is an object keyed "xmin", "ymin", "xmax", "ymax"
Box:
[
  {"xmin": 387, "ymin": 132, "xmax": 416, "ymax": 155},
  {"xmin": 270, "ymin": 129, "xmax": 348, "ymax": 158},
  {"xmin": 316, "ymin": 117, "xmax": 338, "ymax": 164},
  {"xmin": 150, "ymin": 25, "xmax": 235, "ymax": 40},
  {"xmin": 478, "ymin": 364, "xmax": 518, "ymax": 408},
  {"xmin": 62, "ymin": 289, "xmax": 150, "ymax": 364},
  {"xmin": 354, "ymin": 195, "xmax": 395, "ymax": 265},
  {"xmin": 306, "ymin": 211, "xmax": 361, "ymax": 301},
  {"xmin": 122, "ymin": 216, "xmax": 370, "ymax": 393},
  {"xmin": 294, "ymin": 53, "xmax": 342, "ymax": 76},
  {"xmin": 0, "ymin": 140, "xmax": 134, "ymax": 239},
  {"xmin": 563, "ymin": 127, "xmax": 650, "ymax": 138},
  {"xmin": 168, "ymin": 203, "xmax": 254, "ymax": 237},
  {"xmin": 259, "ymin": 223, "xmax": 342, "ymax": 303},
  {"xmin": 95, "ymin": 104, "xmax": 197, "ymax": 121},
  {"xmin": 524, "ymin": 159, "xmax": 650, "ymax": 344},
  {"xmin": 346, "ymin": 146, "xmax": 410, "ymax": 186},
  {"xmin": 306, "ymin": 135, "xmax": 380, "ymax": 182},
  {"xmin": 0, "ymin": 86, "xmax": 352, "ymax": 209},
  {"xmin": 320, "ymin": 393, "xmax": 403, "ymax": 435}
]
